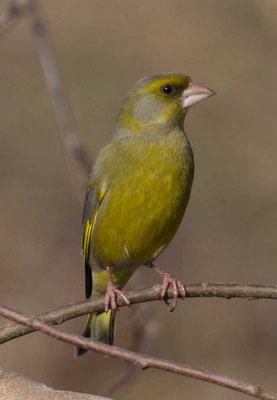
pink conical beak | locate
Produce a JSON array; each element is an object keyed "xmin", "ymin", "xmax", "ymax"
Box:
[{"xmin": 181, "ymin": 80, "xmax": 215, "ymax": 108}]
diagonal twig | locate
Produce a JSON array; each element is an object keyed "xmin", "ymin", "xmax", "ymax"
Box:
[
  {"xmin": 0, "ymin": 0, "xmax": 91, "ymax": 201},
  {"xmin": 1, "ymin": 282, "xmax": 277, "ymax": 345},
  {"xmin": 25, "ymin": 0, "xmax": 91, "ymax": 201},
  {"xmin": 0, "ymin": 1, "xmax": 152, "ymax": 393},
  {"xmin": 0, "ymin": 302, "xmax": 276, "ymax": 400}
]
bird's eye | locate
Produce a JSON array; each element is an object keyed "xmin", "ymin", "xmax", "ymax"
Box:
[{"xmin": 162, "ymin": 85, "xmax": 173, "ymax": 95}]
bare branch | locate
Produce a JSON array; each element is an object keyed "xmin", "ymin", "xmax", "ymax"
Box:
[
  {"xmin": 1, "ymin": 282, "xmax": 277, "ymax": 345},
  {"xmin": 24, "ymin": 0, "xmax": 91, "ymax": 201},
  {"xmin": 0, "ymin": 0, "xmax": 91, "ymax": 200},
  {"xmin": 106, "ymin": 300, "xmax": 160, "ymax": 396},
  {"xmin": 0, "ymin": 366, "xmax": 112, "ymax": 399},
  {"xmin": 1, "ymin": 3, "xmax": 275, "ymax": 400},
  {"xmin": 0, "ymin": 303, "xmax": 276, "ymax": 400}
]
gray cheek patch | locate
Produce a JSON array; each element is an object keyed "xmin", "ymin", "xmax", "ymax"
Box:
[{"xmin": 132, "ymin": 93, "xmax": 168, "ymax": 122}]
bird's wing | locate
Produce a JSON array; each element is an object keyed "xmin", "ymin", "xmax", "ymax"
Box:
[{"xmin": 82, "ymin": 185, "xmax": 106, "ymax": 298}]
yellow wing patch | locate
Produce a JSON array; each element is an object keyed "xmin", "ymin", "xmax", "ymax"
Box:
[
  {"xmin": 83, "ymin": 219, "xmax": 94, "ymax": 266},
  {"xmin": 82, "ymin": 187, "xmax": 106, "ymax": 267}
]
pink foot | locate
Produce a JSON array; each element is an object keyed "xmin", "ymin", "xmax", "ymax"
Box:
[
  {"xmin": 105, "ymin": 267, "xmax": 130, "ymax": 312},
  {"xmin": 151, "ymin": 265, "xmax": 186, "ymax": 311}
]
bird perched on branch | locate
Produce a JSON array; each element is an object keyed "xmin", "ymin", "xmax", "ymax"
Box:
[{"xmin": 75, "ymin": 73, "xmax": 215, "ymax": 356}]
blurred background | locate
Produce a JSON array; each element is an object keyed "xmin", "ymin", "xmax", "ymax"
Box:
[{"xmin": 0, "ymin": 0, "xmax": 277, "ymax": 398}]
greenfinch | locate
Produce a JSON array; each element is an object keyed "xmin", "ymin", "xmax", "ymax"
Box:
[{"xmin": 75, "ymin": 73, "xmax": 214, "ymax": 356}]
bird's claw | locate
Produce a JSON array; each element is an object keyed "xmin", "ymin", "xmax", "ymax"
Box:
[
  {"xmin": 105, "ymin": 281, "xmax": 130, "ymax": 312},
  {"xmin": 160, "ymin": 273, "xmax": 186, "ymax": 312}
]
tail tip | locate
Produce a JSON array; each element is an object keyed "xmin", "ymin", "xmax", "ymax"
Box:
[{"xmin": 74, "ymin": 346, "xmax": 87, "ymax": 358}]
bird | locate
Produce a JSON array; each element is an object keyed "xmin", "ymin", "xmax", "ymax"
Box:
[{"xmin": 75, "ymin": 72, "xmax": 215, "ymax": 356}]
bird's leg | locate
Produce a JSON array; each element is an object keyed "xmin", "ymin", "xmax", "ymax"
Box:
[
  {"xmin": 105, "ymin": 266, "xmax": 130, "ymax": 312},
  {"xmin": 150, "ymin": 263, "xmax": 186, "ymax": 311}
]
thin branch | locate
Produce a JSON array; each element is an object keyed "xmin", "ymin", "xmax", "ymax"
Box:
[
  {"xmin": 1, "ymin": 3, "xmax": 275, "ymax": 399},
  {"xmin": 0, "ymin": 1, "xmax": 152, "ymax": 393},
  {"xmin": 106, "ymin": 302, "xmax": 159, "ymax": 396},
  {"xmin": 1, "ymin": 282, "xmax": 277, "ymax": 345},
  {"xmin": 0, "ymin": 303, "xmax": 276, "ymax": 400},
  {"xmin": 24, "ymin": 0, "xmax": 91, "ymax": 201},
  {"xmin": 0, "ymin": 0, "xmax": 91, "ymax": 201}
]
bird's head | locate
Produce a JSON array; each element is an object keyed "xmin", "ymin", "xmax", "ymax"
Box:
[{"xmin": 117, "ymin": 73, "xmax": 215, "ymax": 135}]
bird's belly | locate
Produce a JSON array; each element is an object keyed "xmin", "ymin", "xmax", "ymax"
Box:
[{"xmin": 92, "ymin": 159, "xmax": 193, "ymax": 269}]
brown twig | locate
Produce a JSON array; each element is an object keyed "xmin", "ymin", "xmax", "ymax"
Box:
[
  {"xmin": 0, "ymin": 1, "xmax": 149, "ymax": 393},
  {"xmin": 0, "ymin": 0, "xmax": 91, "ymax": 201},
  {"xmin": 1, "ymin": 3, "xmax": 276, "ymax": 398},
  {"xmin": 106, "ymin": 299, "xmax": 160, "ymax": 396},
  {"xmin": 0, "ymin": 303, "xmax": 276, "ymax": 400},
  {"xmin": 25, "ymin": 0, "xmax": 91, "ymax": 201},
  {"xmin": 1, "ymin": 282, "xmax": 277, "ymax": 345}
]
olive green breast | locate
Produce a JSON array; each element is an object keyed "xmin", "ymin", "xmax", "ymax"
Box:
[{"xmin": 92, "ymin": 129, "xmax": 194, "ymax": 269}]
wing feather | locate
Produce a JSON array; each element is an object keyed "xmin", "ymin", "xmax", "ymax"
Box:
[{"xmin": 82, "ymin": 186, "xmax": 106, "ymax": 298}]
